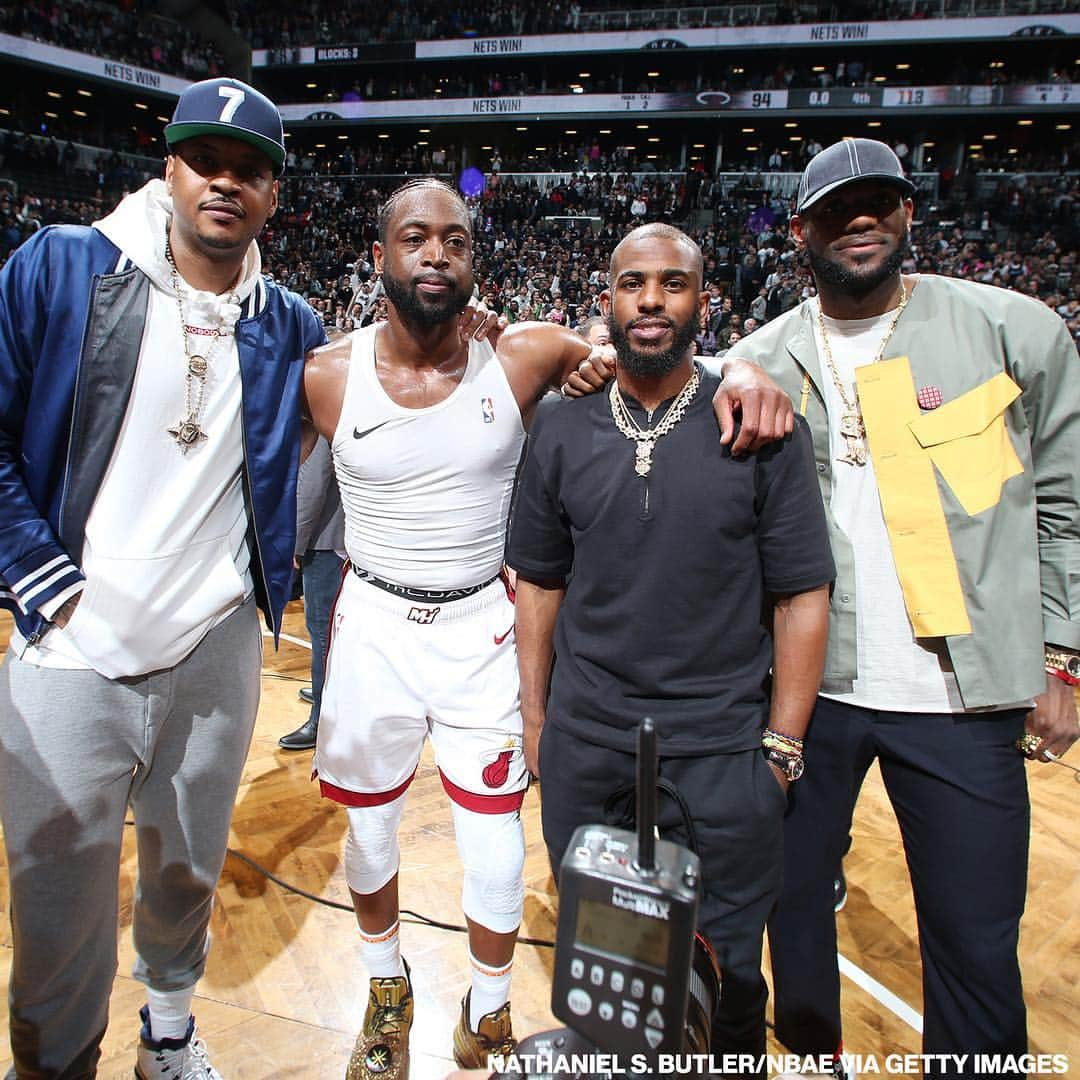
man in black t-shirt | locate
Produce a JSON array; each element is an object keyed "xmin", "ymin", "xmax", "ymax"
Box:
[{"xmin": 507, "ymin": 223, "xmax": 835, "ymax": 1067}]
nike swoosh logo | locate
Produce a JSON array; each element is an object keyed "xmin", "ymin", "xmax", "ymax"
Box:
[
  {"xmin": 353, "ymin": 421, "xmax": 390, "ymax": 440},
  {"xmin": 494, "ymin": 626, "xmax": 514, "ymax": 645}
]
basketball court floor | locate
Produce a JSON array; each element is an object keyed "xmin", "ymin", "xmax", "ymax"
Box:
[{"xmin": 0, "ymin": 605, "xmax": 1076, "ymax": 1078}]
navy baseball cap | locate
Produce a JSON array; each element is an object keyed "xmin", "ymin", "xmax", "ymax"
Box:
[
  {"xmin": 797, "ymin": 138, "xmax": 915, "ymax": 214},
  {"xmin": 165, "ymin": 77, "xmax": 285, "ymax": 172}
]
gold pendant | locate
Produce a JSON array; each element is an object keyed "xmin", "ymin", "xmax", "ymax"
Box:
[
  {"xmin": 188, "ymin": 355, "xmax": 208, "ymax": 377},
  {"xmin": 837, "ymin": 412, "xmax": 867, "ymax": 466},
  {"xmin": 168, "ymin": 418, "xmax": 208, "ymax": 453},
  {"xmin": 634, "ymin": 441, "xmax": 654, "ymax": 477}
]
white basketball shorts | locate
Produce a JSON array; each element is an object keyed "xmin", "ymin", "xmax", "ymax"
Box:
[{"xmin": 314, "ymin": 568, "xmax": 527, "ymax": 813}]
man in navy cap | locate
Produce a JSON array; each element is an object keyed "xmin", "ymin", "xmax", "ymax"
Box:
[
  {"xmin": 0, "ymin": 77, "xmax": 325, "ymax": 1078},
  {"xmin": 731, "ymin": 138, "xmax": 1080, "ymax": 1075}
]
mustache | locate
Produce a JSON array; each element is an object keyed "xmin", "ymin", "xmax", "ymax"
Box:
[
  {"xmin": 414, "ymin": 273, "xmax": 454, "ymax": 288},
  {"xmin": 626, "ymin": 316, "xmax": 675, "ymax": 330}
]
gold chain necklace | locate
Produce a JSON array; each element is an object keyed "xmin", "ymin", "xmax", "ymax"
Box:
[
  {"xmin": 609, "ymin": 366, "xmax": 700, "ymax": 477},
  {"xmin": 164, "ymin": 238, "xmax": 239, "ymax": 453},
  {"xmin": 816, "ymin": 279, "xmax": 909, "ymax": 467}
]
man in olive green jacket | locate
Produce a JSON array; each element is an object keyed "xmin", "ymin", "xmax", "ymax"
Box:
[{"xmin": 732, "ymin": 139, "xmax": 1080, "ymax": 1077}]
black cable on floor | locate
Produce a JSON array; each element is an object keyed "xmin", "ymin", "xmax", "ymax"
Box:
[{"xmin": 123, "ymin": 821, "xmax": 556, "ymax": 949}]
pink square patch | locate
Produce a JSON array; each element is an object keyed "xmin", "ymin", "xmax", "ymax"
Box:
[{"xmin": 917, "ymin": 385, "xmax": 943, "ymax": 410}]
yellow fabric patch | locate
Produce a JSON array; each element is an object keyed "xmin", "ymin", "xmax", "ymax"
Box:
[
  {"xmin": 856, "ymin": 357, "xmax": 972, "ymax": 638},
  {"xmin": 908, "ymin": 371, "xmax": 1024, "ymax": 517}
]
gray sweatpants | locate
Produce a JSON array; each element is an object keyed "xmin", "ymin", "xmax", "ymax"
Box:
[{"xmin": 0, "ymin": 600, "xmax": 261, "ymax": 1079}]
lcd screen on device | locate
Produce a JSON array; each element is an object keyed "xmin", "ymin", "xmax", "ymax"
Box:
[{"xmin": 574, "ymin": 897, "xmax": 670, "ymax": 970}]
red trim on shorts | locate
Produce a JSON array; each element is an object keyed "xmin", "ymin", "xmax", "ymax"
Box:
[
  {"xmin": 319, "ymin": 771, "xmax": 416, "ymax": 807},
  {"xmin": 438, "ymin": 769, "xmax": 526, "ymax": 814}
]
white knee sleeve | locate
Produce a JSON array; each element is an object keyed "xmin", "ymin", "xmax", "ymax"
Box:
[
  {"xmin": 345, "ymin": 798, "xmax": 406, "ymax": 895},
  {"xmin": 451, "ymin": 803, "xmax": 525, "ymax": 934}
]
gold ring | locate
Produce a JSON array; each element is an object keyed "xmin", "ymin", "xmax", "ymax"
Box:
[{"xmin": 1017, "ymin": 732, "xmax": 1043, "ymax": 755}]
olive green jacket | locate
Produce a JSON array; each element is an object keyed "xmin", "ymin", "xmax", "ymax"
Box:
[{"xmin": 733, "ymin": 275, "xmax": 1080, "ymax": 708}]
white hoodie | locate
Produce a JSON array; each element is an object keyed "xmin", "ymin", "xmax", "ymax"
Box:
[{"xmin": 16, "ymin": 181, "xmax": 264, "ymax": 677}]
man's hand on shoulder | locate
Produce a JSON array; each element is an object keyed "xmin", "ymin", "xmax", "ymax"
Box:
[
  {"xmin": 458, "ymin": 295, "xmax": 508, "ymax": 348},
  {"xmin": 715, "ymin": 356, "xmax": 794, "ymax": 455},
  {"xmin": 561, "ymin": 342, "xmax": 615, "ymax": 398}
]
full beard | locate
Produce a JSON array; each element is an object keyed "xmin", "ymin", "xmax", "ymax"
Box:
[
  {"xmin": 607, "ymin": 312, "xmax": 699, "ymax": 378},
  {"xmin": 808, "ymin": 237, "xmax": 907, "ymax": 299},
  {"xmin": 381, "ymin": 266, "xmax": 471, "ymax": 328}
]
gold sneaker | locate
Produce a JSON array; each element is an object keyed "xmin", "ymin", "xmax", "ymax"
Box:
[
  {"xmin": 451, "ymin": 990, "xmax": 516, "ymax": 1069},
  {"xmin": 345, "ymin": 962, "xmax": 414, "ymax": 1080}
]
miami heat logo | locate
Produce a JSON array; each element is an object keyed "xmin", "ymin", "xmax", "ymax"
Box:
[{"xmin": 480, "ymin": 739, "xmax": 521, "ymax": 789}]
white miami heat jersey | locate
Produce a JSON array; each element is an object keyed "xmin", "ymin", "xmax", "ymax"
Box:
[{"xmin": 332, "ymin": 323, "xmax": 526, "ymax": 590}]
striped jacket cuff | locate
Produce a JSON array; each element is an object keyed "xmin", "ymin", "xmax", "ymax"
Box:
[{"xmin": 4, "ymin": 550, "xmax": 85, "ymax": 616}]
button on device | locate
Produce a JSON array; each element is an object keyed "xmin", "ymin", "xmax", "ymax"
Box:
[
  {"xmin": 567, "ymin": 988, "xmax": 593, "ymax": 1017},
  {"xmin": 598, "ymin": 1002, "xmax": 614, "ymax": 1021},
  {"xmin": 631, "ymin": 978, "xmax": 645, "ymax": 999},
  {"xmin": 570, "ymin": 958, "xmax": 584, "ymax": 979},
  {"xmin": 646, "ymin": 1007, "xmax": 665, "ymax": 1029},
  {"xmin": 651, "ymin": 985, "xmax": 665, "ymax": 1006},
  {"xmin": 610, "ymin": 971, "xmax": 625, "ymax": 993},
  {"xmin": 590, "ymin": 964, "xmax": 604, "ymax": 986},
  {"xmin": 645, "ymin": 1027, "xmax": 664, "ymax": 1049},
  {"xmin": 621, "ymin": 1009, "xmax": 638, "ymax": 1029}
]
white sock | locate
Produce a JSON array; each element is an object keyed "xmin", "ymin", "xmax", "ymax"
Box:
[
  {"xmin": 468, "ymin": 950, "xmax": 512, "ymax": 1030},
  {"xmin": 360, "ymin": 919, "xmax": 404, "ymax": 980},
  {"xmin": 146, "ymin": 985, "xmax": 195, "ymax": 1042}
]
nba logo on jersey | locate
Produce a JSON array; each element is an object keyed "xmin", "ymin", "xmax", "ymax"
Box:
[{"xmin": 481, "ymin": 397, "xmax": 495, "ymax": 424}]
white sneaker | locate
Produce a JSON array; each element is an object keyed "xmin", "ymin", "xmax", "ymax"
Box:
[{"xmin": 134, "ymin": 1006, "xmax": 223, "ymax": 1080}]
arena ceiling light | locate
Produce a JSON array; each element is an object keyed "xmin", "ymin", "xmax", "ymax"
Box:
[
  {"xmin": 315, "ymin": 143, "xmax": 326, "ymax": 148},
  {"xmin": 337, "ymin": 134, "xmax": 348, "ymax": 139},
  {"xmin": 867, "ymin": 121, "xmax": 882, "ymax": 127},
  {"xmin": 599, "ymin": 129, "xmax": 612, "ymax": 134},
  {"xmin": 378, "ymin": 133, "xmax": 390, "ymax": 138},
  {"xmin": 648, "ymin": 137, "xmax": 660, "ymax": 142},
  {"xmin": 1008, "ymin": 147, "xmax": 1019, "ymax": 154},
  {"xmin": 157, "ymin": 115, "xmax": 170, "ymax": 123},
  {"xmin": 306, "ymin": 82, "xmax": 317, "ymax": 88},
  {"xmin": 578, "ymin": 72, "xmax": 591, "ymax": 77},
  {"xmin": 516, "ymin": 126, "xmax": 528, "ymax": 131},
  {"xmin": 812, "ymin": 66, "xmax": 825, "ymax": 73},
  {"xmin": 1017, "ymin": 119, "xmax": 1033, "ymax": 126},
  {"xmin": 741, "ymin": 127, "xmax": 755, "ymax": 133},
  {"xmin": 47, "ymin": 90, "xmax": 62, "ymax": 99},
  {"xmin": 983, "ymin": 134, "xmax": 998, "ymax": 140},
  {"xmin": 419, "ymin": 128, "xmax": 431, "ymax": 133},
  {"xmin": 896, "ymin": 63, "xmax": 910, "ymax": 70},
  {"xmin": 73, "ymin": 109, "xmax": 88, "ymax": 118},
  {"xmin": 77, "ymin": 89, "xmax": 92, "ymax": 97},
  {"xmin": 417, "ymin": 141, "xmax": 428, "ymax": 145},
  {"xmin": 134, "ymin": 102, "xmax": 148, "ymax": 110},
  {"xmin": 647, "ymin": 71, "xmax": 660, "ymax": 77},
  {"xmin": 566, "ymin": 130, "xmax": 578, "ymax": 135},
  {"xmin": 789, "ymin": 136, "xmax": 801, "ymax": 141},
  {"xmin": 571, "ymin": 86, "xmax": 585, "ymax": 93},
  {"xmin": 693, "ymin": 143, "xmax": 705, "ymax": 148},
  {"xmin": 745, "ymin": 145, "xmax": 759, "ymax": 151},
  {"xmin": 969, "ymin": 144, "xmax": 983, "ymax": 150},
  {"xmin": 1057, "ymin": 124, "xmax": 1072, "ymax": 131},
  {"xmin": 784, "ymin": 122, "xmax": 798, "ymax": 128},
  {"xmin": 636, "ymin": 123, "xmax": 649, "ymax": 129},
  {"xmin": 45, "ymin": 111, "xmax": 58, "ymax": 119},
  {"xmin": 873, "ymin": 76, "xmax": 887, "ymax": 82},
  {"xmin": 923, "ymin": 141, "xmax": 935, "ymax": 147}
]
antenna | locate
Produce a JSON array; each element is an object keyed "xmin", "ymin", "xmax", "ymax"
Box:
[{"xmin": 635, "ymin": 717, "xmax": 657, "ymax": 877}]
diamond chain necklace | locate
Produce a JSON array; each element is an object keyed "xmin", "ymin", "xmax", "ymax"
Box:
[{"xmin": 609, "ymin": 366, "xmax": 700, "ymax": 477}]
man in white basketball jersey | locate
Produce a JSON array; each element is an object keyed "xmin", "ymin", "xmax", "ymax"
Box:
[{"xmin": 302, "ymin": 178, "xmax": 793, "ymax": 1079}]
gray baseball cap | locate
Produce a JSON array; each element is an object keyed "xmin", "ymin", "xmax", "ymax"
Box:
[{"xmin": 797, "ymin": 138, "xmax": 915, "ymax": 214}]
